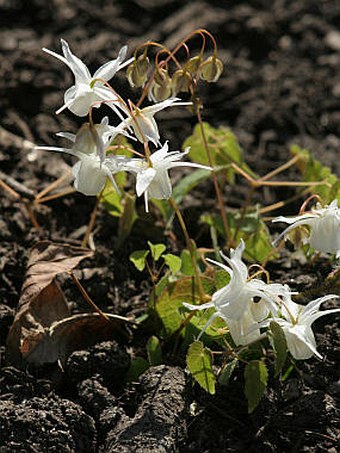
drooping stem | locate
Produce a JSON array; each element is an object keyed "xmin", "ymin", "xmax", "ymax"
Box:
[
  {"xmin": 195, "ymin": 106, "xmax": 230, "ymax": 245},
  {"xmin": 81, "ymin": 191, "xmax": 103, "ymax": 248},
  {"xmin": 169, "ymin": 196, "xmax": 206, "ymax": 301}
]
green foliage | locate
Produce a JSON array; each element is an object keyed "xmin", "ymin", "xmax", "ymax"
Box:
[
  {"xmin": 146, "ymin": 336, "xmax": 163, "ymax": 366},
  {"xmin": 163, "ymin": 253, "xmax": 182, "ymax": 274},
  {"xmin": 116, "ymin": 193, "xmax": 138, "ymax": 248},
  {"xmin": 218, "ymin": 358, "xmax": 238, "ymax": 386},
  {"xmin": 130, "ymin": 249, "xmax": 149, "ymax": 271},
  {"xmin": 148, "ymin": 241, "xmax": 166, "ymax": 261},
  {"xmin": 270, "ymin": 321, "xmax": 287, "ymax": 377},
  {"xmin": 186, "ymin": 341, "xmax": 216, "ymax": 394},
  {"xmin": 244, "ymin": 360, "xmax": 268, "ymax": 413},
  {"xmin": 101, "ymin": 178, "xmax": 138, "ymax": 247},
  {"xmin": 201, "ymin": 207, "xmax": 274, "ymax": 263},
  {"xmin": 183, "ymin": 122, "xmax": 256, "ymax": 183},
  {"xmin": 291, "ymin": 144, "xmax": 340, "ymax": 203},
  {"xmin": 125, "ymin": 356, "xmax": 149, "ymax": 382},
  {"xmin": 180, "ymin": 249, "xmax": 196, "ymax": 276},
  {"xmin": 154, "ymin": 277, "xmax": 200, "ymax": 337},
  {"xmin": 173, "ymin": 168, "xmax": 213, "ymax": 204}
]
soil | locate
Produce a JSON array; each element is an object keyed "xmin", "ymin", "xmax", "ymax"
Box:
[{"xmin": 0, "ymin": 0, "xmax": 339, "ymax": 452}]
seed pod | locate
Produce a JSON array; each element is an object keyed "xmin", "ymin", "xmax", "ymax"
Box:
[
  {"xmin": 171, "ymin": 69, "xmax": 192, "ymax": 95},
  {"xmin": 184, "ymin": 56, "xmax": 202, "ymax": 77},
  {"xmin": 127, "ymin": 54, "xmax": 150, "ymax": 88},
  {"xmin": 198, "ymin": 56, "xmax": 223, "ymax": 83}
]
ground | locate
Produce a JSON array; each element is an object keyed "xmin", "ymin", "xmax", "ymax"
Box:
[{"xmin": 0, "ymin": 0, "xmax": 339, "ymax": 452}]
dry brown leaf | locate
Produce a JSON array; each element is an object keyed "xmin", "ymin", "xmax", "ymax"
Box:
[
  {"xmin": 6, "ymin": 241, "xmax": 94, "ymax": 365},
  {"xmin": 24, "ymin": 313, "xmax": 131, "ymax": 365}
]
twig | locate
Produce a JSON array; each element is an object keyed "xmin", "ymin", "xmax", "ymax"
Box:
[{"xmin": 69, "ymin": 271, "xmax": 110, "ymax": 322}]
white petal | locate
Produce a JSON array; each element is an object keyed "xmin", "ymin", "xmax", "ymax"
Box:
[
  {"xmin": 136, "ymin": 167, "xmax": 156, "ymax": 196},
  {"xmin": 65, "ymin": 85, "xmax": 99, "ymax": 117},
  {"xmin": 148, "ymin": 170, "xmax": 172, "ymax": 199},
  {"xmin": 72, "ymin": 160, "xmax": 107, "ymax": 196},
  {"xmin": 60, "ymin": 39, "xmax": 91, "ymax": 82},
  {"xmin": 93, "ymin": 45, "xmax": 128, "ymax": 80},
  {"xmin": 283, "ymin": 324, "xmax": 320, "ymax": 360},
  {"xmin": 183, "ymin": 301, "xmax": 214, "ymax": 311},
  {"xmin": 56, "ymin": 132, "xmax": 76, "ymax": 142},
  {"xmin": 170, "ymin": 161, "xmax": 212, "ymax": 171},
  {"xmin": 34, "ymin": 145, "xmax": 78, "ymax": 158}
]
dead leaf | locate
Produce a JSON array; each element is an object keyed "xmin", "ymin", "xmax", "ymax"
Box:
[
  {"xmin": 19, "ymin": 240, "xmax": 93, "ymax": 308},
  {"xmin": 6, "ymin": 241, "xmax": 93, "ymax": 365},
  {"xmin": 24, "ymin": 313, "xmax": 131, "ymax": 365}
]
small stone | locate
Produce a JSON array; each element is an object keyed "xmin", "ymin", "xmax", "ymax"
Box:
[{"xmin": 325, "ymin": 30, "xmax": 340, "ymax": 51}]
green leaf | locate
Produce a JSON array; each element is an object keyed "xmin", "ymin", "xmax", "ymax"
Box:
[
  {"xmin": 155, "ymin": 277, "xmax": 204, "ymax": 337},
  {"xmin": 218, "ymin": 358, "xmax": 238, "ymax": 386},
  {"xmin": 125, "ymin": 357, "xmax": 149, "ymax": 382},
  {"xmin": 183, "ymin": 122, "xmax": 256, "ymax": 183},
  {"xmin": 244, "ymin": 360, "xmax": 268, "ymax": 413},
  {"xmin": 186, "ymin": 341, "xmax": 216, "ymax": 394},
  {"xmin": 270, "ymin": 321, "xmax": 287, "ymax": 377},
  {"xmin": 101, "ymin": 181, "xmax": 124, "ymax": 217},
  {"xmin": 201, "ymin": 207, "xmax": 274, "ymax": 263},
  {"xmin": 130, "ymin": 250, "xmax": 149, "ymax": 271},
  {"xmin": 116, "ymin": 193, "xmax": 138, "ymax": 248},
  {"xmin": 154, "ymin": 274, "xmax": 169, "ymax": 297},
  {"xmin": 291, "ymin": 144, "xmax": 340, "ymax": 203},
  {"xmin": 180, "ymin": 249, "xmax": 196, "ymax": 276},
  {"xmin": 173, "ymin": 168, "xmax": 212, "ymax": 205},
  {"xmin": 163, "ymin": 253, "xmax": 182, "ymax": 274},
  {"xmin": 146, "ymin": 336, "xmax": 162, "ymax": 366},
  {"xmin": 148, "ymin": 241, "xmax": 166, "ymax": 261}
]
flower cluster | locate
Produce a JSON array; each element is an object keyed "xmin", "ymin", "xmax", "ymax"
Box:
[
  {"xmin": 37, "ymin": 39, "xmax": 211, "ymax": 211},
  {"xmin": 184, "ymin": 240, "xmax": 339, "ymax": 360}
]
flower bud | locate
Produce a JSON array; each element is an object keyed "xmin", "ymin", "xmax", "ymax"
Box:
[
  {"xmin": 127, "ymin": 54, "xmax": 150, "ymax": 88},
  {"xmin": 149, "ymin": 79, "xmax": 172, "ymax": 102},
  {"xmin": 184, "ymin": 56, "xmax": 202, "ymax": 77},
  {"xmin": 198, "ymin": 56, "xmax": 223, "ymax": 83},
  {"xmin": 154, "ymin": 67, "xmax": 170, "ymax": 86},
  {"xmin": 171, "ymin": 69, "xmax": 192, "ymax": 95}
]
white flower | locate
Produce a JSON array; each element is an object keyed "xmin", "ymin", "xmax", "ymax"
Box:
[
  {"xmin": 123, "ymin": 98, "xmax": 191, "ymax": 147},
  {"xmin": 43, "ymin": 39, "xmax": 132, "ymax": 116},
  {"xmin": 36, "ymin": 120, "xmax": 130, "ymax": 196},
  {"xmin": 274, "ymin": 295, "xmax": 340, "ymax": 360},
  {"xmin": 226, "ymin": 307, "xmax": 263, "ymax": 346},
  {"xmin": 124, "ymin": 142, "xmax": 211, "ymax": 211},
  {"xmin": 273, "ymin": 199, "xmax": 340, "ymax": 258},
  {"xmin": 183, "ymin": 240, "xmax": 293, "ymax": 342}
]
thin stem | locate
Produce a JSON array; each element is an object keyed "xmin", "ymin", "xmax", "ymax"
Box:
[
  {"xmin": 35, "ymin": 188, "xmax": 76, "ymax": 204},
  {"xmin": 169, "ymin": 197, "xmax": 206, "ymax": 301},
  {"xmin": 258, "ymin": 154, "xmax": 300, "ymax": 182},
  {"xmin": 35, "ymin": 173, "xmax": 70, "ymax": 201},
  {"xmin": 196, "ymin": 106, "xmax": 230, "ymax": 244},
  {"xmin": 81, "ymin": 190, "xmax": 103, "ymax": 248},
  {"xmin": 24, "ymin": 201, "xmax": 41, "ymax": 230},
  {"xmin": 69, "ymin": 271, "xmax": 109, "ymax": 322}
]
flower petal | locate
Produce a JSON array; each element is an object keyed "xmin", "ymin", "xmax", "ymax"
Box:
[
  {"xmin": 93, "ymin": 45, "xmax": 128, "ymax": 80},
  {"xmin": 60, "ymin": 39, "xmax": 91, "ymax": 82},
  {"xmin": 72, "ymin": 159, "xmax": 107, "ymax": 196},
  {"xmin": 136, "ymin": 167, "xmax": 156, "ymax": 196},
  {"xmin": 147, "ymin": 170, "xmax": 172, "ymax": 199}
]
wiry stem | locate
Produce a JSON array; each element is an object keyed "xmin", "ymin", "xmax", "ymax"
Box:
[
  {"xmin": 82, "ymin": 190, "xmax": 103, "ymax": 248},
  {"xmin": 169, "ymin": 197, "xmax": 206, "ymax": 301},
  {"xmin": 196, "ymin": 106, "xmax": 230, "ymax": 245}
]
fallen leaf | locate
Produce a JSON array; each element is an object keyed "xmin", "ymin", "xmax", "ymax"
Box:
[{"xmin": 6, "ymin": 241, "xmax": 93, "ymax": 365}]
